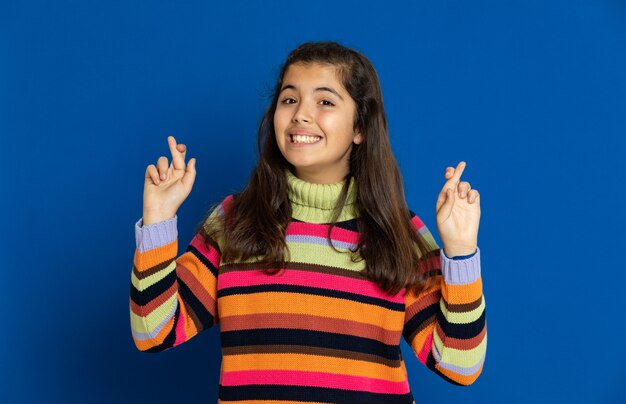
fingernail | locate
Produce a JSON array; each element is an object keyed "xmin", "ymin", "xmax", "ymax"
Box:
[{"xmin": 461, "ymin": 191, "xmax": 466, "ymax": 198}]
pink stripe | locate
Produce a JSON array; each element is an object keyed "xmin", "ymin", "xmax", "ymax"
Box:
[
  {"xmin": 221, "ymin": 370, "xmax": 409, "ymax": 394},
  {"xmin": 218, "ymin": 269, "xmax": 404, "ymax": 303},
  {"xmin": 286, "ymin": 222, "xmax": 359, "ymax": 244},
  {"xmin": 190, "ymin": 233, "xmax": 220, "ymax": 268},
  {"xmin": 173, "ymin": 297, "xmax": 187, "ymax": 346},
  {"xmin": 417, "ymin": 333, "xmax": 433, "ymax": 364},
  {"xmin": 411, "ymin": 215, "xmax": 426, "ymax": 231}
]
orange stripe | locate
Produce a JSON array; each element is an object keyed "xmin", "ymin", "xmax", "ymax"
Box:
[
  {"xmin": 221, "ymin": 353, "xmax": 407, "ymax": 382},
  {"xmin": 441, "ymin": 278, "xmax": 483, "ymax": 305},
  {"xmin": 133, "ymin": 241, "xmax": 178, "ymax": 272},
  {"xmin": 219, "ymin": 293, "xmax": 404, "ymax": 331}
]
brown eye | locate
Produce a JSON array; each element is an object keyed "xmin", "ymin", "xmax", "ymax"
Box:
[
  {"xmin": 320, "ymin": 99, "xmax": 334, "ymax": 106},
  {"xmin": 281, "ymin": 98, "xmax": 296, "ymax": 104}
]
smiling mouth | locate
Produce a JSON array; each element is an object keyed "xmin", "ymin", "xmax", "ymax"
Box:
[{"xmin": 290, "ymin": 134, "xmax": 323, "ymax": 144}]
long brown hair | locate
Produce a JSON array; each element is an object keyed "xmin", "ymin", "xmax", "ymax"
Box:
[{"xmin": 199, "ymin": 41, "xmax": 439, "ymax": 296}]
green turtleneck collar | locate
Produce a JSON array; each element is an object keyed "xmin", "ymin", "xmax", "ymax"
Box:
[{"xmin": 286, "ymin": 169, "xmax": 358, "ymax": 223}]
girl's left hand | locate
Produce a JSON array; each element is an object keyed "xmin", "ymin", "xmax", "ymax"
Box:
[{"xmin": 435, "ymin": 161, "xmax": 481, "ymax": 257}]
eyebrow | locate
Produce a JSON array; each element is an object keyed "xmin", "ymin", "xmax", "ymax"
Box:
[{"xmin": 279, "ymin": 84, "xmax": 344, "ymax": 101}]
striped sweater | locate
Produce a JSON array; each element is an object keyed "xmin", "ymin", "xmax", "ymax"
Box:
[{"xmin": 130, "ymin": 170, "xmax": 487, "ymax": 403}]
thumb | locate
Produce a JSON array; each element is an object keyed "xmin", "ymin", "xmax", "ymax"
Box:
[
  {"xmin": 181, "ymin": 158, "xmax": 197, "ymax": 190},
  {"xmin": 438, "ymin": 188, "xmax": 455, "ymax": 221}
]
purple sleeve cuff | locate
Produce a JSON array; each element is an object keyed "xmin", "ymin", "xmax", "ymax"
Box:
[
  {"xmin": 134, "ymin": 215, "xmax": 178, "ymax": 253},
  {"xmin": 440, "ymin": 246, "xmax": 481, "ymax": 285}
]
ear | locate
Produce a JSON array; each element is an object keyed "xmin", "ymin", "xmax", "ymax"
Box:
[{"xmin": 353, "ymin": 131, "xmax": 363, "ymax": 145}]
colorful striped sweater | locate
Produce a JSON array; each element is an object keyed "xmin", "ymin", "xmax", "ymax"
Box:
[{"xmin": 130, "ymin": 170, "xmax": 487, "ymax": 403}]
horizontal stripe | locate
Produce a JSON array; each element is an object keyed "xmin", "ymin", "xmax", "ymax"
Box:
[
  {"xmin": 218, "ymin": 268, "xmax": 404, "ymax": 303},
  {"xmin": 221, "ymin": 352, "xmax": 407, "ymax": 381},
  {"xmin": 218, "ymin": 292, "xmax": 404, "ymax": 330},
  {"xmin": 218, "ymin": 384, "xmax": 414, "ymax": 404},
  {"xmin": 286, "ymin": 234, "xmax": 357, "ymax": 250},
  {"xmin": 436, "ymin": 308, "xmax": 486, "ymax": 340},
  {"xmin": 218, "ymin": 284, "xmax": 404, "ymax": 311},
  {"xmin": 133, "ymin": 239, "xmax": 178, "ymax": 273},
  {"xmin": 221, "ymin": 329, "xmax": 401, "ymax": 361},
  {"xmin": 220, "ymin": 261, "xmax": 370, "ymax": 281},
  {"xmin": 286, "ymin": 221, "xmax": 359, "ymax": 244},
  {"xmin": 222, "ymin": 345, "xmax": 402, "ymax": 368},
  {"xmin": 439, "ymin": 295, "xmax": 485, "ymax": 324},
  {"xmin": 433, "ymin": 327, "xmax": 487, "ymax": 368},
  {"xmin": 432, "ymin": 337, "xmax": 487, "ymax": 376},
  {"xmin": 441, "ymin": 277, "xmax": 483, "ymax": 305},
  {"xmin": 220, "ymin": 313, "xmax": 401, "ymax": 345},
  {"xmin": 445, "ymin": 295, "xmax": 483, "ymax": 313},
  {"xmin": 435, "ymin": 320, "xmax": 487, "ymax": 351},
  {"xmin": 221, "ymin": 369, "xmax": 410, "ymax": 394}
]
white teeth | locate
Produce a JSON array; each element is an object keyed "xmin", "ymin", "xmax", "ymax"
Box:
[{"xmin": 292, "ymin": 134, "xmax": 321, "ymax": 144}]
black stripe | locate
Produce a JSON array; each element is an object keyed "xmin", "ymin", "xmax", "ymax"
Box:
[
  {"xmin": 436, "ymin": 308, "xmax": 486, "ymax": 340},
  {"xmin": 290, "ymin": 218, "xmax": 359, "ymax": 232},
  {"xmin": 178, "ymin": 278, "xmax": 215, "ymax": 331},
  {"xmin": 130, "ymin": 269, "xmax": 176, "ymax": 306},
  {"xmin": 185, "ymin": 244, "xmax": 219, "ymax": 279},
  {"xmin": 331, "ymin": 218, "xmax": 359, "ymax": 231},
  {"xmin": 219, "ymin": 384, "xmax": 415, "ymax": 403},
  {"xmin": 218, "ymin": 284, "xmax": 404, "ymax": 311},
  {"xmin": 221, "ymin": 328, "xmax": 401, "ymax": 361},
  {"xmin": 402, "ymin": 301, "xmax": 438, "ymax": 342}
]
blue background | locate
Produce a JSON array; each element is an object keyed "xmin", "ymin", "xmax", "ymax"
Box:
[{"xmin": 2, "ymin": 1, "xmax": 625, "ymax": 403}]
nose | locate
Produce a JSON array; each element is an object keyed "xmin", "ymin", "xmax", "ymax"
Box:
[{"xmin": 292, "ymin": 101, "xmax": 312, "ymax": 124}]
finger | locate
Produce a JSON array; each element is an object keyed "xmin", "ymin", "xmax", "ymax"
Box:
[
  {"xmin": 444, "ymin": 161, "xmax": 466, "ymax": 189},
  {"xmin": 145, "ymin": 164, "xmax": 161, "ymax": 185},
  {"xmin": 444, "ymin": 167, "xmax": 454, "ymax": 179},
  {"xmin": 458, "ymin": 181, "xmax": 471, "ymax": 198},
  {"xmin": 168, "ymin": 136, "xmax": 186, "ymax": 171},
  {"xmin": 181, "ymin": 158, "xmax": 197, "ymax": 190},
  {"xmin": 468, "ymin": 189, "xmax": 480, "ymax": 203},
  {"xmin": 157, "ymin": 156, "xmax": 169, "ymax": 180}
]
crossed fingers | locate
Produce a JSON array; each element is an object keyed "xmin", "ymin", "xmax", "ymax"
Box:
[{"xmin": 443, "ymin": 161, "xmax": 479, "ymax": 203}]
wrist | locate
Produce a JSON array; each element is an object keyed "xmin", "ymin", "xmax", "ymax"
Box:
[
  {"xmin": 442, "ymin": 245, "xmax": 477, "ymax": 258},
  {"xmin": 142, "ymin": 211, "xmax": 177, "ymax": 226}
]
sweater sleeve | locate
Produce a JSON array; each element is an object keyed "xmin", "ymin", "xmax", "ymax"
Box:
[
  {"xmin": 129, "ymin": 197, "xmax": 229, "ymax": 352},
  {"xmin": 402, "ymin": 214, "xmax": 487, "ymax": 385}
]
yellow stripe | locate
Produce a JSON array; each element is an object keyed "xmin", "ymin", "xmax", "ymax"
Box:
[
  {"xmin": 287, "ymin": 241, "xmax": 365, "ymax": 272},
  {"xmin": 439, "ymin": 296, "xmax": 485, "ymax": 324},
  {"xmin": 131, "ymin": 261, "xmax": 176, "ymax": 291},
  {"xmin": 130, "ymin": 293, "xmax": 177, "ymax": 334}
]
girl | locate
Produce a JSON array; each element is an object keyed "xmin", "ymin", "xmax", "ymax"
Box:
[{"xmin": 131, "ymin": 41, "xmax": 486, "ymax": 403}]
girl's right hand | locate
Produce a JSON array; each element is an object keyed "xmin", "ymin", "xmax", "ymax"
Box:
[{"xmin": 142, "ymin": 136, "xmax": 197, "ymax": 225}]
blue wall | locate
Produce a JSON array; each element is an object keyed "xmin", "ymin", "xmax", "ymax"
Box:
[{"xmin": 2, "ymin": 1, "xmax": 625, "ymax": 403}]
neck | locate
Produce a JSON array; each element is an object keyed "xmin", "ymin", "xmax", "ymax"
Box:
[{"xmin": 286, "ymin": 169, "xmax": 358, "ymax": 223}]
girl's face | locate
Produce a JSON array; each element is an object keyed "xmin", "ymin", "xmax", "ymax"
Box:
[{"xmin": 274, "ymin": 62, "xmax": 362, "ymax": 184}]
